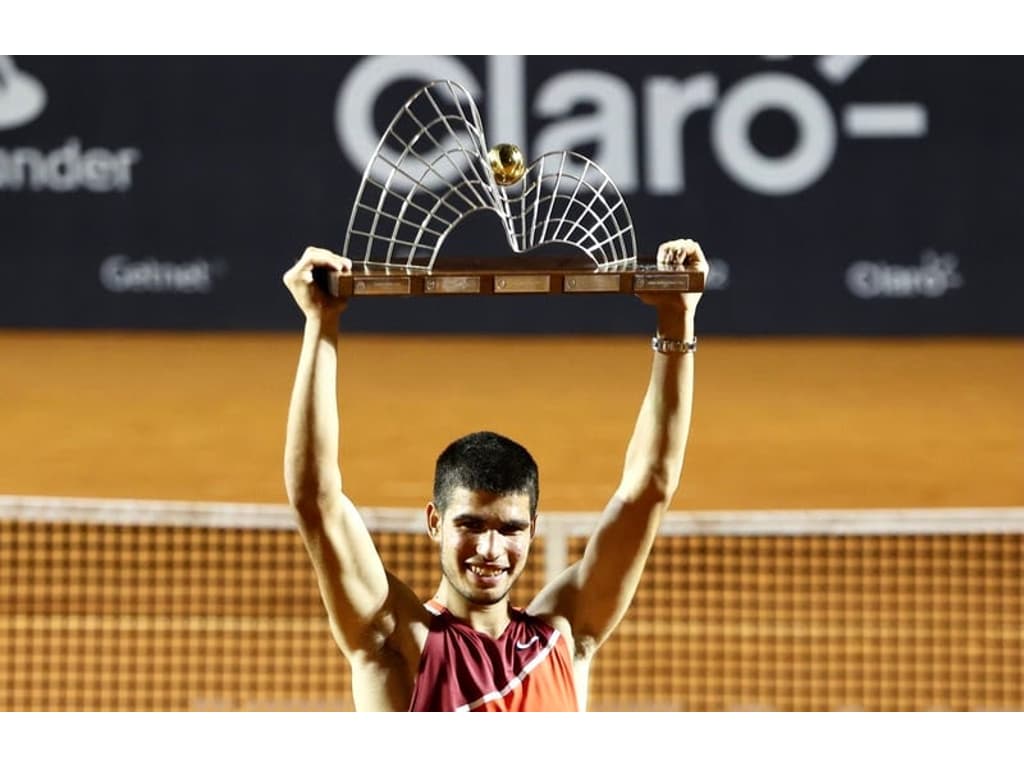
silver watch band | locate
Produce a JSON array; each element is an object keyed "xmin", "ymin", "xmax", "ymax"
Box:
[{"xmin": 651, "ymin": 335, "xmax": 697, "ymax": 354}]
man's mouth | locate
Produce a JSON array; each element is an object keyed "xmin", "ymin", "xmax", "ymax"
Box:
[{"xmin": 467, "ymin": 563, "xmax": 507, "ymax": 580}]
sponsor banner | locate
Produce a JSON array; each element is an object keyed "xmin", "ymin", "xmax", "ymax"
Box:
[{"xmin": 1, "ymin": 55, "xmax": 1021, "ymax": 334}]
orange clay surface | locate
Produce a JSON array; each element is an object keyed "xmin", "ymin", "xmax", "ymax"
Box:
[{"xmin": 1, "ymin": 331, "xmax": 1021, "ymax": 511}]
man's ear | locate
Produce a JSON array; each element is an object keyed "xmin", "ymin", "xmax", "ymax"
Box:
[
  {"xmin": 426, "ymin": 502, "xmax": 442, "ymax": 541},
  {"xmin": 529, "ymin": 516, "xmax": 538, "ymax": 540}
]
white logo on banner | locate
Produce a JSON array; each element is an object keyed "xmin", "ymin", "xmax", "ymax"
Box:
[
  {"xmin": 0, "ymin": 56, "xmax": 46, "ymax": 130},
  {"xmin": 845, "ymin": 250, "xmax": 964, "ymax": 299},
  {"xmin": 0, "ymin": 57, "xmax": 142, "ymax": 193},
  {"xmin": 335, "ymin": 55, "xmax": 927, "ymax": 198},
  {"xmin": 99, "ymin": 255, "xmax": 226, "ymax": 294}
]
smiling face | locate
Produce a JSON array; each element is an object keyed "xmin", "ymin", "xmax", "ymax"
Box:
[{"xmin": 428, "ymin": 487, "xmax": 536, "ymax": 608}]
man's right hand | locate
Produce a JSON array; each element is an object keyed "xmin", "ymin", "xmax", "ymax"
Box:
[{"xmin": 283, "ymin": 246, "xmax": 352, "ymax": 318}]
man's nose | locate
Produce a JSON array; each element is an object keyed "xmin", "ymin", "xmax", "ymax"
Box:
[{"xmin": 477, "ymin": 530, "xmax": 501, "ymax": 559}]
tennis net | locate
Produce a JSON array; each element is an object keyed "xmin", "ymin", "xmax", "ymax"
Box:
[{"xmin": 2, "ymin": 496, "xmax": 1021, "ymax": 711}]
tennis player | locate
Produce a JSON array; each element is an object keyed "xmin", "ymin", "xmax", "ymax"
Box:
[{"xmin": 282, "ymin": 239, "xmax": 708, "ymax": 711}]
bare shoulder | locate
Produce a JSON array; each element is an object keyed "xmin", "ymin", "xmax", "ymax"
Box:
[
  {"xmin": 528, "ymin": 608, "xmax": 597, "ymax": 663},
  {"xmin": 383, "ymin": 571, "xmax": 433, "ymax": 656},
  {"xmin": 525, "ymin": 561, "xmax": 596, "ymax": 660},
  {"xmin": 345, "ymin": 572, "xmax": 433, "ymax": 711}
]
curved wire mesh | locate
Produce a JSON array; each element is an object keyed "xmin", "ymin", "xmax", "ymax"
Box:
[{"xmin": 343, "ymin": 80, "xmax": 636, "ymax": 269}]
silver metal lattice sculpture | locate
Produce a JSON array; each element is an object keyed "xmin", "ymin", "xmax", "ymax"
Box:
[{"xmin": 342, "ymin": 80, "xmax": 637, "ymax": 270}]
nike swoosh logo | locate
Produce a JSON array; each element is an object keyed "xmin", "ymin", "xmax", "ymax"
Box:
[{"xmin": 515, "ymin": 636, "xmax": 540, "ymax": 650}]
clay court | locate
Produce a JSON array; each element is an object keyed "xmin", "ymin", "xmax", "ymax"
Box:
[
  {"xmin": 2, "ymin": 332, "xmax": 1021, "ymax": 711},
  {"xmin": 3, "ymin": 332, "xmax": 1020, "ymax": 509}
]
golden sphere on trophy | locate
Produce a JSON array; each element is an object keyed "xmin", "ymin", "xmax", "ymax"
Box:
[{"xmin": 488, "ymin": 143, "xmax": 526, "ymax": 186}]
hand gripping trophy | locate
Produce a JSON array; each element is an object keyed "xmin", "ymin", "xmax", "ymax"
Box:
[{"xmin": 315, "ymin": 79, "xmax": 705, "ymax": 298}]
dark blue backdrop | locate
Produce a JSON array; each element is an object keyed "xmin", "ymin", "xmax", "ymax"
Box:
[{"xmin": 1, "ymin": 55, "xmax": 1020, "ymax": 334}]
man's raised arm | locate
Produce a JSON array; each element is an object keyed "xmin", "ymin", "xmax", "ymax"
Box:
[
  {"xmin": 529, "ymin": 238, "xmax": 708, "ymax": 656},
  {"xmin": 282, "ymin": 247, "xmax": 396, "ymax": 660}
]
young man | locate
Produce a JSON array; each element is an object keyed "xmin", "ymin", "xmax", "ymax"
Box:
[{"xmin": 282, "ymin": 239, "xmax": 708, "ymax": 711}]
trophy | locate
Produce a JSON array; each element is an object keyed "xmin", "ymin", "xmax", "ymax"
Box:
[{"xmin": 315, "ymin": 80, "xmax": 704, "ymax": 298}]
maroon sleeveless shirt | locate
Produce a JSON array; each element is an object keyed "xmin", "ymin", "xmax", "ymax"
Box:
[{"xmin": 408, "ymin": 599, "xmax": 579, "ymax": 712}]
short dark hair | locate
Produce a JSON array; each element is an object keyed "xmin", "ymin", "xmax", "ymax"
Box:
[{"xmin": 433, "ymin": 431, "xmax": 539, "ymax": 518}]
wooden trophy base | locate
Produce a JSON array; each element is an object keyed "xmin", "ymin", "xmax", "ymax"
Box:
[{"xmin": 313, "ymin": 255, "xmax": 705, "ymax": 298}]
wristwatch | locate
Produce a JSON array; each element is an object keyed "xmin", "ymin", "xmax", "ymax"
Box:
[{"xmin": 651, "ymin": 335, "xmax": 697, "ymax": 354}]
